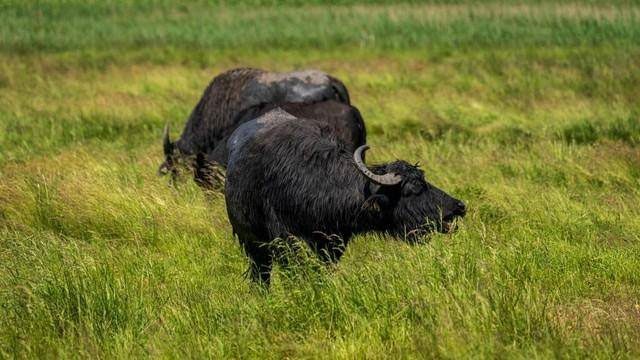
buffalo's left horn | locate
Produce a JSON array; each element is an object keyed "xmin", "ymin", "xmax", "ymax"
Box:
[
  {"xmin": 353, "ymin": 145, "xmax": 402, "ymax": 186},
  {"xmin": 163, "ymin": 123, "xmax": 172, "ymax": 153}
]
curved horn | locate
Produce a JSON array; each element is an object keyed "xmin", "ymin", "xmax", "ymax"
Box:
[
  {"xmin": 353, "ymin": 145, "xmax": 402, "ymax": 186},
  {"xmin": 163, "ymin": 123, "xmax": 172, "ymax": 154}
]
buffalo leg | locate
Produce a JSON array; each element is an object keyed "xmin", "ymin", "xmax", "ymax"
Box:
[{"xmin": 243, "ymin": 241, "xmax": 273, "ymax": 286}]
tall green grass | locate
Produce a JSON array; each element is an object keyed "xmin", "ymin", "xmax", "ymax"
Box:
[
  {"xmin": 2, "ymin": 1, "xmax": 640, "ymax": 53},
  {"xmin": 1, "ymin": 1, "xmax": 640, "ymax": 358}
]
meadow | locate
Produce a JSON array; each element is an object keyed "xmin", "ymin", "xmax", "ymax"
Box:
[{"xmin": 1, "ymin": 0, "xmax": 639, "ymax": 358}]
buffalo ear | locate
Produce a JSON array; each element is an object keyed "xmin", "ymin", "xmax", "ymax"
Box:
[{"xmin": 193, "ymin": 152, "xmax": 211, "ymax": 171}]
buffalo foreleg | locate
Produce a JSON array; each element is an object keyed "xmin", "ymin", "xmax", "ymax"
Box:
[{"xmin": 241, "ymin": 240, "xmax": 273, "ymax": 286}]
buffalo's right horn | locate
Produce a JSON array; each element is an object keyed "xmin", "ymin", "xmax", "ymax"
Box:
[{"xmin": 353, "ymin": 145, "xmax": 402, "ymax": 186}]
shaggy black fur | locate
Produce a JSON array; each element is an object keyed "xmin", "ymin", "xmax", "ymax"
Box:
[
  {"xmin": 224, "ymin": 110, "xmax": 466, "ymax": 285},
  {"xmin": 159, "ymin": 68, "xmax": 351, "ymax": 179},
  {"xmin": 192, "ymin": 100, "xmax": 367, "ymax": 190},
  {"xmin": 228, "ymin": 100, "xmax": 365, "ymax": 158}
]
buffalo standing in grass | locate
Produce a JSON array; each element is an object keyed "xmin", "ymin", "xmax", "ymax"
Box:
[
  {"xmin": 224, "ymin": 109, "xmax": 467, "ymax": 285},
  {"xmin": 193, "ymin": 100, "xmax": 366, "ymax": 190},
  {"xmin": 160, "ymin": 68, "xmax": 351, "ymax": 179}
]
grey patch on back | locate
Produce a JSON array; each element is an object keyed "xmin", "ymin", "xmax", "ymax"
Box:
[
  {"xmin": 226, "ymin": 108, "xmax": 297, "ymax": 169},
  {"xmin": 243, "ymin": 70, "xmax": 335, "ymax": 107},
  {"xmin": 254, "ymin": 107, "xmax": 297, "ymax": 125},
  {"xmin": 257, "ymin": 70, "xmax": 328, "ymax": 86}
]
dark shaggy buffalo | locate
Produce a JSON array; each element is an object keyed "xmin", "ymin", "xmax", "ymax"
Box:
[
  {"xmin": 159, "ymin": 68, "xmax": 350, "ymax": 179},
  {"xmin": 192, "ymin": 100, "xmax": 366, "ymax": 190},
  {"xmin": 220, "ymin": 100, "xmax": 366, "ymax": 163},
  {"xmin": 224, "ymin": 109, "xmax": 467, "ymax": 285}
]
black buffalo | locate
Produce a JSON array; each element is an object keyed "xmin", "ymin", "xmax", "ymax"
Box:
[
  {"xmin": 160, "ymin": 68, "xmax": 350, "ymax": 179},
  {"xmin": 193, "ymin": 100, "xmax": 366, "ymax": 190},
  {"xmin": 224, "ymin": 109, "xmax": 467, "ymax": 285}
]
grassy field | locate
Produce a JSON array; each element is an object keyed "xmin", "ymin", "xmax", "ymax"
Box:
[{"xmin": 1, "ymin": 1, "xmax": 640, "ymax": 358}]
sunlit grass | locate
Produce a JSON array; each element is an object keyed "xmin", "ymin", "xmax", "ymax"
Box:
[{"xmin": 1, "ymin": 1, "xmax": 640, "ymax": 358}]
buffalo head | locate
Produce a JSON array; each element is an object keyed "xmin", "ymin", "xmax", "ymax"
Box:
[
  {"xmin": 354, "ymin": 145, "xmax": 466, "ymax": 240},
  {"xmin": 158, "ymin": 124, "xmax": 194, "ymax": 181}
]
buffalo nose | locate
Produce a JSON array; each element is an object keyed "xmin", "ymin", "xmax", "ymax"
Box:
[{"xmin": 455, "ymin": 201, "xmax": 466, "ymax": 216}]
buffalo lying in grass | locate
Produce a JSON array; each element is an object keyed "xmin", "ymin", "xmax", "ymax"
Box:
[
  {"xmin": 224, "ymin": 108, "xmax": 467, "ymax": 285},
  {"xmin": 159, "ymin": 68, "xmax": 351, "ymax": 180}
]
